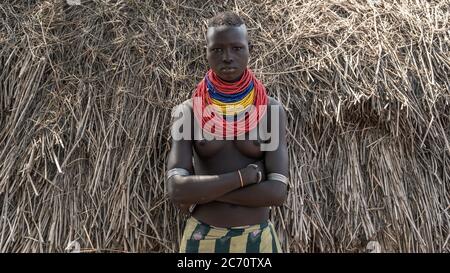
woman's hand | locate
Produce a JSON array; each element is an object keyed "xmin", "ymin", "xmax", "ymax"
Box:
[
  {"xmin": 252, "ymin": 160, "xmax": 267, "ymax": 182},
  {"xmin": 240, "ymin": 161, "xmax": 266, "ymax": 186}
]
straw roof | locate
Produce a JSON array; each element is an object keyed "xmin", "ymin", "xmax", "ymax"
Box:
[{"xmin": 0, "ymin": 0, "xmax": 448, "ymax": 252}]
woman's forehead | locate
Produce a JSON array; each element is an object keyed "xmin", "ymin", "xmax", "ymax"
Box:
[{"xmin": 206, "ymin": 25, "xmax": 248, "ymax": 45}]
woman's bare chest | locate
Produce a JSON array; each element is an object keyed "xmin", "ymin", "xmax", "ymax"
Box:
[{"xmin": 194, "ymin": 138, "xmax": 264, "ymax": 159}]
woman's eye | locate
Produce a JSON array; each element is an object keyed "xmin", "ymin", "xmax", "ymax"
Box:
[
  {"xmin": 212, "ymin": 48, "xmax": 222, "ymax": 52},
  {"xmin": 233, "ymin": 47, "xmax": 242, "ymax": 51}
]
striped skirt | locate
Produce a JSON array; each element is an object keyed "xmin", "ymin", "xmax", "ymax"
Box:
[{"xmin": 179, "ymin": 217, "xmax": 282, "ymax": 253}]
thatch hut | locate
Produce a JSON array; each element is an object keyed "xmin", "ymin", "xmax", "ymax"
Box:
[{"xmin": 0, "ymin": 0, "xmax": 448, "ymax": 252}]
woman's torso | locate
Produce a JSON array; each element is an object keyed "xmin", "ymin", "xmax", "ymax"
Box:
[{"xmin": 190, "ymin": 101, "xmax": 272, "ymax": 227}]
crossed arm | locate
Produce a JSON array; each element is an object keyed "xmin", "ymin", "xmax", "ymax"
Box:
[{"xmin": 166, "ymin": 100, "xmax": 289, "ymax": 212}]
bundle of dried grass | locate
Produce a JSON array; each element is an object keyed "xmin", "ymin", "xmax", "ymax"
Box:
[{"xmin": 0, "ymin": 0, "xmax": 448, "ymax": 252}]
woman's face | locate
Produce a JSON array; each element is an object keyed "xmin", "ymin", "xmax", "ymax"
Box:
[{"xmin": 206, "ymin": 25, "xmax": 250, "ymax": 82}]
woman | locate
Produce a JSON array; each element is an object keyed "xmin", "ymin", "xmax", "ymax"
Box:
[{"xmin": 166, "ymin": 11, "xmax": 289, "ymax": 253}]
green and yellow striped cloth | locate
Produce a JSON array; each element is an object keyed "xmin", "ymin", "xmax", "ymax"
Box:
[{"xmin": 179, "ymin": 217, "xmax": 282, "ymax": 253}]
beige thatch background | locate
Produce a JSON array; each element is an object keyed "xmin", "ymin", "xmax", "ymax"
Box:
[{"xmin": 0, "ymin": 0, "xmax": 449, "ymax": 252}]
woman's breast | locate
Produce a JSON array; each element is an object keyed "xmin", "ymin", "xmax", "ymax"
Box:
[
  {"xmin": 193, "ymin": 139, "xmax": 264, "ymax": 159},
  {"xmin": 193, "ymin": 138, "xmax": 265, "ymax": 175}
]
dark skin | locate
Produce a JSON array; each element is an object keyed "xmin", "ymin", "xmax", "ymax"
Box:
[{"xmin": 167, "ymin": 24, "xmax": 289, "ymax": 227}]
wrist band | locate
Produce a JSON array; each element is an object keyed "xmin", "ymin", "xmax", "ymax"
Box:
[
  {"xmin": 267, "ymin": 173, "xmax": 288, "ymax": 185},
  {"xmin": 237, "ymin": 170, "xmax": 244, "ymax": 187},
  {"xmin": 166, "ymin": 168, "xmax": 190, "ymax": 180}
]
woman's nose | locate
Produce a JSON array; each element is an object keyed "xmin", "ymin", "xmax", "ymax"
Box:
[{"xmin": 222, "ymin": 48, "xmax": 233, "ymax": 63}]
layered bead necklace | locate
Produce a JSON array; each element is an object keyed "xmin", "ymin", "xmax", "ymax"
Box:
[{"xmin": 192, "ymin": 68, "xmax": 268, "ymax": 138}]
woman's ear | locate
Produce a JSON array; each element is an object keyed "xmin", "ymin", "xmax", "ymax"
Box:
[{"xmin": 248, "ymin": 41, "xmax": 253, "ymax": 53}]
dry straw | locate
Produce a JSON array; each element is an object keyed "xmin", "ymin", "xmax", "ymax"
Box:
[{"xmin": 0, "ymin": 0, "xmax": 448, "ymax": 252}]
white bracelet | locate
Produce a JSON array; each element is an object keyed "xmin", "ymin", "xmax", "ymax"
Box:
[
  {"xmin": 267, "ymin": 173, "xmax": 288, "ymax": 185},
  {"xmin": 166, "ymin": 168, "xmax": 190, "ymax": 180}
]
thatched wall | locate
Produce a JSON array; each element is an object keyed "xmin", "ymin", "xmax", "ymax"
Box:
[{"xmin": 0, "ymin": 0, "xmax": 449, "ymax": 252}]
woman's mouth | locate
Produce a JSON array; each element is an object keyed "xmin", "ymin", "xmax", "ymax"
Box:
[{"xmin": 221, "ymin": 67, "xmax": 237, "ymax": 73}]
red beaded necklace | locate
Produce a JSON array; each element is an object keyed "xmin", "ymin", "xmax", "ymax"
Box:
[{"xmin": 192, "ymin": 68, "xmax": 268, "ymax": 138}]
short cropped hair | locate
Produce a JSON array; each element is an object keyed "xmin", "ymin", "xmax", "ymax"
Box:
[{"xmin": 207, "ymin": 11, "xmax": 245, "ymax": 27}]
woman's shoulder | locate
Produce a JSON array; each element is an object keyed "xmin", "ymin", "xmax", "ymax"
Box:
[
  {"xmin": 265, "ymin": 96, "xmax": 287, "ymax": 121},
  {"xmin": 180, "ymin": 98, "xmax": 193, "ymax": 108},
  {"xmin": 173, "ymin": 99, "xmax": 193, "ymax": 114},
  {"xmin": 267, "ymin": 96, "xmax": 283, "ymax": 107}
]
